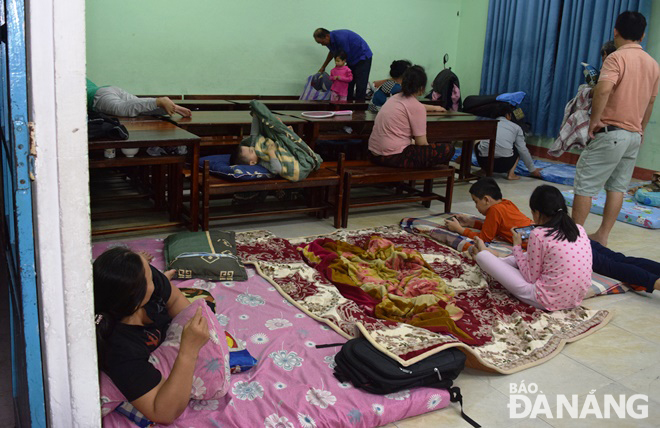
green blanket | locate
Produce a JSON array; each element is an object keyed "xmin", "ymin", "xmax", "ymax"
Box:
[{"xmin": 249, "ymin": 100, "xmax": 322, "ymax": 182}]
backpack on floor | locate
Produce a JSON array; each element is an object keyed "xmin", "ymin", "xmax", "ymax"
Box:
[
  {"xmin": 331, "ymin": 337, "xmax": 480, "ymax": 427},
  {"xmin": 87, "ymin": 112, "xmax": 129, "ymax": 141}
]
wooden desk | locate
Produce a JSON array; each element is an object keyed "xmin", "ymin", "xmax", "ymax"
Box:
[
  {"xmin": 174, "ymin": 111, "xmax": 307, "ymax": 145},
  {"xmin": 275, "ymin": 110, "xmax": 377, "ymax": 149},
  {"xmin": 425, "ymin": 113, "xmax": 498, "ymax": 180},
  {"xmin": 89, "ymin": 121, "xmax": 201, "ymax": 234},
  {"xmin": 230, "ymin": 99, "xmax": 333, "ymax": 111},
  {"xmin": 169, "ymin": 100, "xmax": 237, "ymax": 111},
  {"xmin": 184, "ymin": 94, "xmax": 299, "ymax": 100}
]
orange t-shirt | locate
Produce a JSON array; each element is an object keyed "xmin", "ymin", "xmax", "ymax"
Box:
[
  {"xmin": 462, "ymin": 199, "xmax": 532, "ymax": 244},
  {"xmin": 599, "ymin": 44, "xmax": 659, "ymax": 133}
]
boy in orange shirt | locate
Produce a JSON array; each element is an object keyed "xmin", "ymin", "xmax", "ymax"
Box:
[{"xmin": 445, "ymin": 177, "xmax": 532, "ymax": 244}]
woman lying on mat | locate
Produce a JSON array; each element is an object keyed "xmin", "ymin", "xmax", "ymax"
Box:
[
  {"xmin": 368, "ymin": 65, "xmax": 454, "ymax": 168},
  {"xmin": 473, "ymin": 185, "xmax": 592, "ymax": 311},
  {"xmin": 94, "ymin": 248, "xmax": 208, "ymax": 424}
]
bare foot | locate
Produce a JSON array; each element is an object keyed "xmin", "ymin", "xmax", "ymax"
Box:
[
  {"xmin": 588, "ymin": 233, "xmax": 608, "ymax": 247},
  {"xmin": 507, "ymin": 173, "xmax": 521, "ymax": 180},
  {"xmin": 474, "ymin": 237, "xmax": 488, "ymax": 253},
  {"xmin": 655, "ymin": 278, "xmax": 660, "ymax": 291},
  {"xmin": 156, "ymin": 97, "xmax": 177, "ymax": 115},
  {"xmin": 174, "ymin": 104, "xmax": 192, "ymax": 117}
]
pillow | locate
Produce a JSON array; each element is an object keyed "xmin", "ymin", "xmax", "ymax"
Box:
[
  {"xmin": 225, "ymin": 331, "xmax": 258, "ymax": 373},
  {"xmin": 151, "ymin": 299, "xmax": 231, "ymax": 400},
  {"xmin": 164, "ymin": 230, "xmax": 248, "ymax": 281},
  {"xmin": 199, "ymin": 154, "xmax": 276, "ymax": 181},
  {"xmin": 100, "ymin": 299, "xmax": 231, "ymax": 421}
]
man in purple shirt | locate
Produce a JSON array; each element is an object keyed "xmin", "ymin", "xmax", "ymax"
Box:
[{"xmin": 314, "ymin": 28, "xmax": 373, "ymax": 102}]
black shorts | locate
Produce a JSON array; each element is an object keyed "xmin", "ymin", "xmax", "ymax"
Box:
[{"xmin": 476, "ymin": 144, "xmax": 519, "ymax": 173}]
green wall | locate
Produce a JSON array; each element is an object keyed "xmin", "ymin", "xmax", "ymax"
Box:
[
  {"xmin": 455, "ymin": 0, "xmax": 489, "ymax": 98},
  {"xmin": 86, "ymin": 0, "xmax": 471, "ymax": 96}
]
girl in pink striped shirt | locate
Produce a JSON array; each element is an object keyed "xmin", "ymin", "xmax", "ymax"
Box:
[{"xmin": 474, "ymin": 185, "xmax": 592, "ymax": 311}]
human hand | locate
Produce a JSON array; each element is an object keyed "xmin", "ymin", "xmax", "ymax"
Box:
[
  {"xmin": 445, "ymin": 217, "xmax": 464, "ymax": 234},
  {"xmin": 454, "ymin": 213, "xmax": 471, "ymax": 227},
  {"xmin": 174, "ymin": 104, "xmax": 192, "ymax": 117},
  {"xmin": 510, "ymin": 228, "xmax": 523, "ymax": 247},
  {"xmin": 318, "ymin": 67, "xmax": 326, "ymax": 74},
  {"xmin": 588, "ymin": 119, "xmax": 606, "ymax": 138},
  {"xmin": 474, "ymin": 237, "xmax": 488, "ymax": 254},
  {"xmin": 435, "ymin": 106, "xmax": 447, "ymax": 113},
  {"xmin": 180, "ymin": 308, "xmax": 209, "ymax": 356},
  {"xmin": 530, "ymin": 169, "xmax": 543, "ymax": 179}
]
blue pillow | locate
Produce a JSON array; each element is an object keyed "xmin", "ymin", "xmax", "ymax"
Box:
[{"xmin": 199, "ymin": 154, "xmax": 276, "ymax": 181}]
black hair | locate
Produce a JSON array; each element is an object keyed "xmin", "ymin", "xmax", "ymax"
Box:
[
  {"xmin": 94, "ymin": 247, "xmax": 147, "ymax": 369},
  {"xmin": 615, "ymin": 11, "xmax": 646, "ymax": 41},
  {"xmin": 600, "ymin": 40, "xmax": 616, "ymax": 58},
  {"xmin": 469, "ymin": 177, "xmax": 502, "ymax": 200},
  {"xmin": 390, "ymin": 60, "xmax": 412, "ymax": 79},
  {"xmin": 313, "ymin": 28, "xmax": 330, "ymax": 39},
  {"xmin": 334, "ymin": 50, "xmax": 347, "ymax": 61},
  {"xmin": 529, "ymin": 185, "xmax": 579, "ymax": 242},
  {"xmin": 401, "ymin": 65, "xmax": 427, "ymax": 97},
  {"xmin": 229, "ymin": 144, "xmax": 251, "ymax": 165}
]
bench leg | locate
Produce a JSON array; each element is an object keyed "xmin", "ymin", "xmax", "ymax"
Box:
[
  {"xmin": 341, "ymin": 173, "xmax": 352, "ymax": 228},
  {"xmin": 334, "ymin": 178, "xmax": 343, "ymax": 229},
  {"xmin": 445, "ymin": 171, "xmax": 454, "ymax": 213},
  {"xmin": 422, "ymin": 178, "xmax": 433, "ymax": 208},
  {"xmin": 202, "ymin": 166, "xmax": 210, "ymax": 231}
]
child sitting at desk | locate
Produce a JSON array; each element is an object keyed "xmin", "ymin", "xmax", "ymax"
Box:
[
  {"xmin": 86, "ymin": 78, "xmax": 192, "ymax": 118},
  {"xmin": 368, "ymin": 60, "xmax": 411, "ymax": 112}
]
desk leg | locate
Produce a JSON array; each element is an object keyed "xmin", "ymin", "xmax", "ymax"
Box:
[
  {"xmin": 304, "ymin": 122, "xmax": 319, "ymax": 150},
  {"xmin": 487, "ymin": 137, "xmax": 496, "ymax": 176},
  {"xmin": 190, "ymin": 141, "xmax": 200, "ymax": 231},
  {"xmin": 460, "ymin": 140, "xmax": 475, "ymax": 180}
]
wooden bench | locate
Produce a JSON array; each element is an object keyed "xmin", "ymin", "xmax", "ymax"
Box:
[
  {"xmin": 199, "ymin": 155, "xmax": 345, "ymax": 230},
  {"xmin": 327, "ymin": 161, "xmax": 454, "ymax": 228}
]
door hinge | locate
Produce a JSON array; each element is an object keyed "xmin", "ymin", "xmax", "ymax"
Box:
[{"xmin": 28, "ymin": 122, "xmax": 36, "ymax": 181}]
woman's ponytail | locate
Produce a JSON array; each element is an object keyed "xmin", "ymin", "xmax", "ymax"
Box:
[{"xmin": 529, "ymin": 185, "xmax": 579, "ymax": 242}]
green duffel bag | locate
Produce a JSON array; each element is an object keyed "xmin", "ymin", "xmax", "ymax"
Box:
[{"xmin": 164, "ymin": 230, "xmax": 248, "ymax": 282}]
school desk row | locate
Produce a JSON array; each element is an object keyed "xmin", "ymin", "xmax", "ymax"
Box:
[{"xmin": 88, "ymin": 110, "xmax": 497, "ymax": 235}]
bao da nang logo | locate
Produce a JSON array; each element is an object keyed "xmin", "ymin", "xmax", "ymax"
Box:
[{"xmin": 508, "ymin": 382, "xmax": 648, "ymax": 420}]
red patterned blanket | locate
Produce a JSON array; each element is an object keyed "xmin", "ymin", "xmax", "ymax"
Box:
[{"xmin": 236, "ymin": 225, "xmax": 612, "ymax": 374}]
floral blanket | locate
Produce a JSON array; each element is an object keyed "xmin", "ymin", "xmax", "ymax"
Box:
[
  {"xmin": 299, "ymin": 236, "xmax": 477, "ymax": 345},
  {"xmin": 235, "ymin": 226, "xmax": 612, "ymax": 374},
  {"xmin": 93, "ymin": 239, "xmax": 451, "ymax": 428}
]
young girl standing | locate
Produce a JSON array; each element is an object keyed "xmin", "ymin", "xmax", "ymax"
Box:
[
  {"xmin": 474, "ymin": 185, "xmax": 592, "ymax": 311},
  {"xmin": 329, "ymin": 51, "xmax": 353, "ymax": 101}
]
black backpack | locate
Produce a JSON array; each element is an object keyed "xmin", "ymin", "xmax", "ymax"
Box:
[
  {"xmin": 87, "ymin": 112, "xmax": 129, "ymax": 141},
  {"xmin": 426, "ymin": 54, "xmax": 462, "ymax": 111},
  {"xmin": 330, "ymin": 338, "xmax": 480, "ymax": 427}
]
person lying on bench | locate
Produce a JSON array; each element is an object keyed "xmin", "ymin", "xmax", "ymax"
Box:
[
  {"xmin": 230, "ymin": 101, "xmax": 323, "ymax": 182},
  {"xmin": 86, "ymin": 78, "xmax": 192, "ymax": 117},
  {"xmin": 230, "ymin": 137, "xmax": 283, "ymax": 175}
]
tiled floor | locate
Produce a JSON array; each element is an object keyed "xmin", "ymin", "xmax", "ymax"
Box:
[{"xmin": 94, "ymin": 170, "xmax": 660, "ymax": 428}]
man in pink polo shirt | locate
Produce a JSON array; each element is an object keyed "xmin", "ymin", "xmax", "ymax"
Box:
[{"xmin": 572, "ymin": 11, "xmax": 659, "ymax": 246}]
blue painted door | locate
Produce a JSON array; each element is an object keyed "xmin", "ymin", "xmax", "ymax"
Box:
[{"xmin": 1, "ymin": 0, "xmax": 47, "ymax": 425}]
